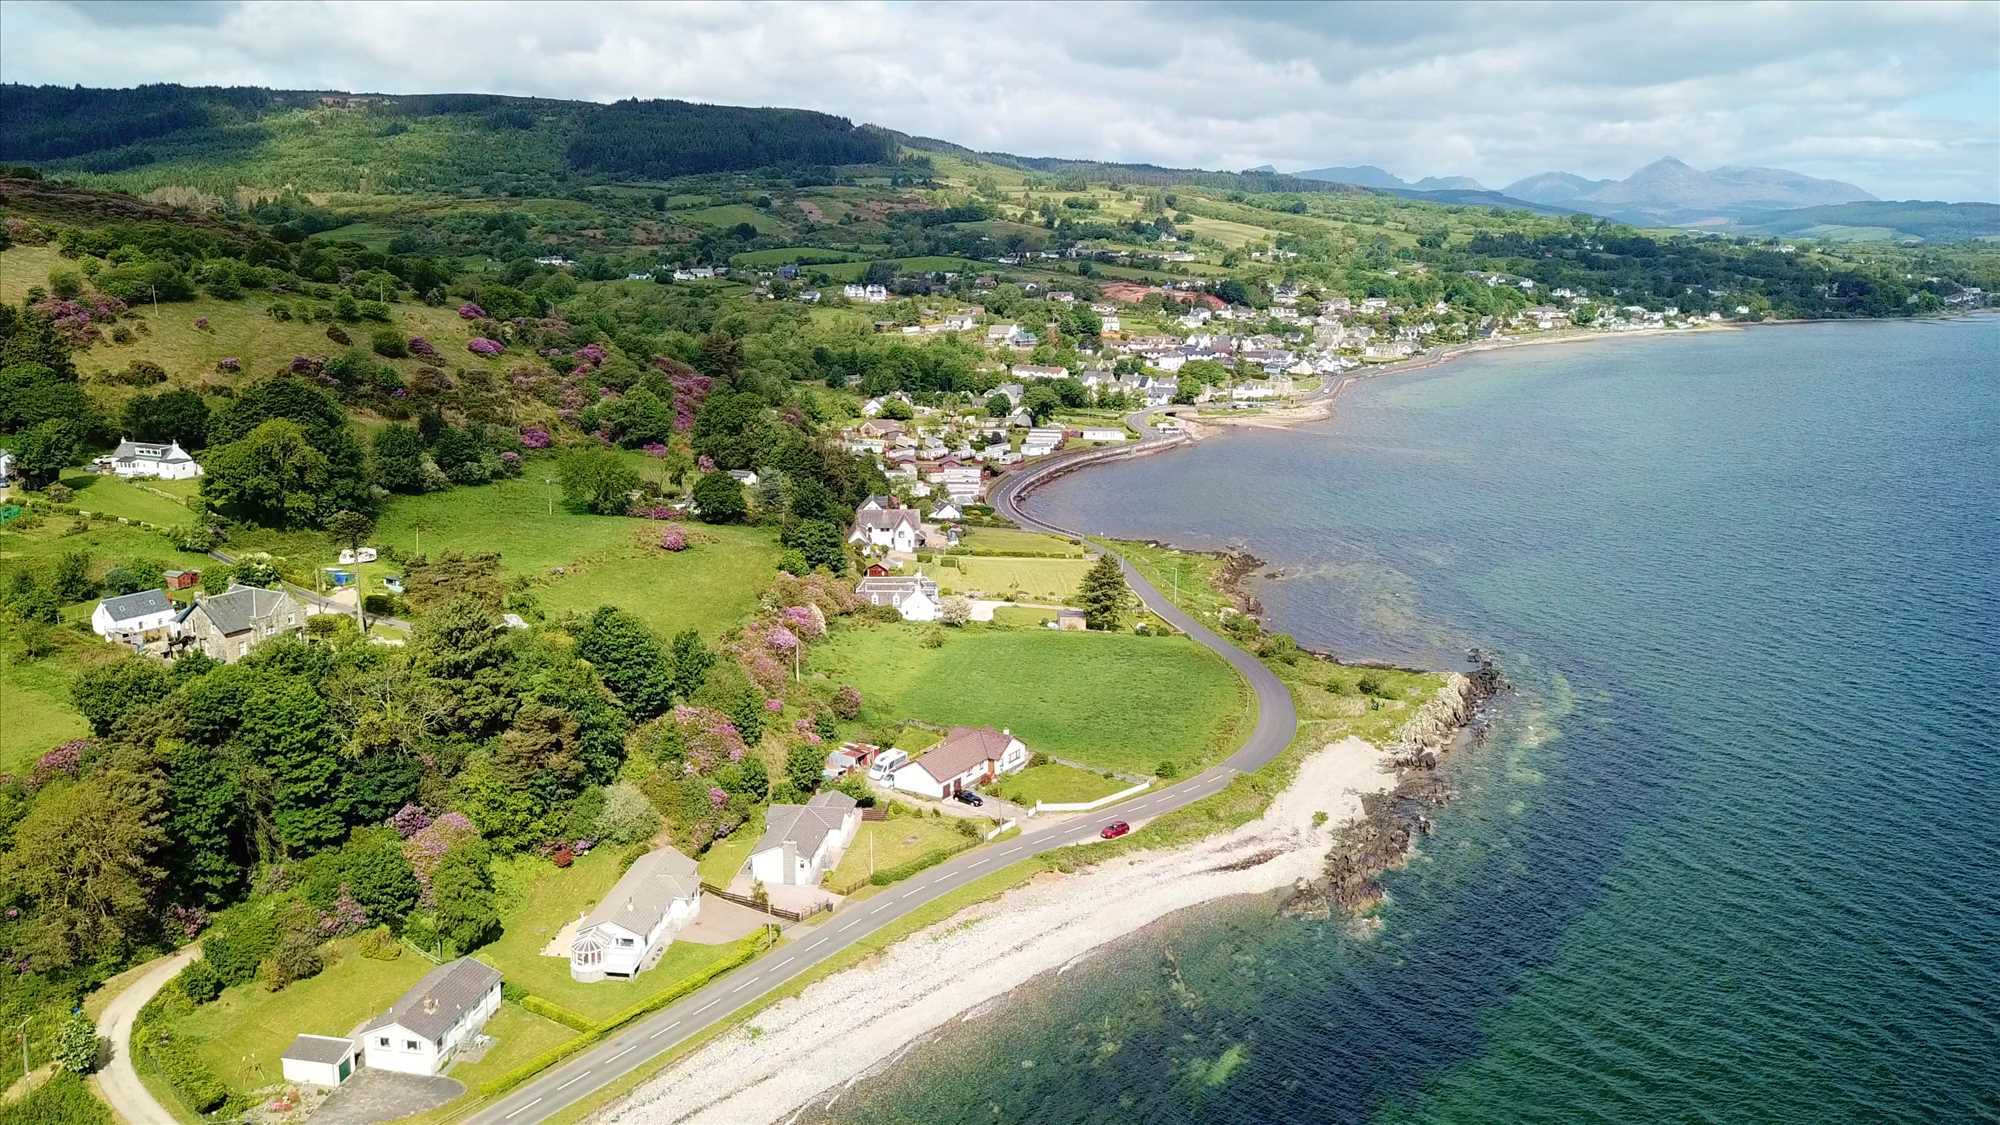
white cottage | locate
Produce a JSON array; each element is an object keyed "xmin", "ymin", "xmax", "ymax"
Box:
[
  {"xmin": 360, "ymin": 958, "xmax": 501, "ymax": 1077},
  {"xmin": 570, "ymin": 847, "xmax": 703, "ymax": 982},
  {"xmin": 747, "ymin": 792, "xmax": 860, "ymax": 887},
  {"xmin": 854, "ymin": 572, "xmax": 940, "ymax": 622},
  {"xmin": 91, "ymin": 588, "xmax": 177, "ymax": 642},
  {"xmin": 102, "ymin": 437, "xmax": 202, "ymax": 480},
  {"xmin": 848, "ymin": 508, "xmax": 926, "ymax": 554}
]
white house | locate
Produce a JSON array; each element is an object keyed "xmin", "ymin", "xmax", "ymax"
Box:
[
  {"xmin": 0, "ymin": 449, "xmax": 14, "ymax": 484},
  {"xmin": 360, "ymin": 959, "xmax": 502, "ymax": 1077},
  {"xmin": 891, "ymin": 725, "xmax": 1029, "ymax": 799},
  {"xmin": 102, "ymin": 437, "xmax": 202, "ymax": 480},
  {"xmin": 570, "ymin": 846, "xmax": 703, "ymax": 982},
  {"xmin": 1080, "ymin": 427, "xmax": 1128, "ymax": 442},
  {"xmin": 747, "ymin": 791, "xmax": 860, "ymax": 887},
  {"xmin": 855, "ymin": 572, "xmax": 940, "ymax": 621},
  {"xmin": 1010, "ymin": 364, "xmax": 1068, "ymax": 381},
  {"xmin": 928, "ymin": 501, "xmax": 963, "ymax": 522},
  {"xmin": 280, "ymin": 1035, "xmax": 358, "ymax": 1088},
  {"xmin": 1022, "ymin": 428, "xmax": 1065, "ymax": 457},
  {"xmin": 848, "ymin": 508, "xmax": 925, "ymax": 554},
  {"xmin": 91, "ymin": 588, "xmax": 177, "ymax": 642}
]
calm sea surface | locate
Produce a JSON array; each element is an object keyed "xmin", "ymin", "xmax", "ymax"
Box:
[{"xmin": 823, "ymin": 319, "xmax": 2000, "ymax": 1124}]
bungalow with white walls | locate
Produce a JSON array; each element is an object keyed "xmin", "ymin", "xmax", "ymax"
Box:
[
  {"xmin": 891, "ymin": 725, "xmax": 1029, "ymax": 799},
  {"xmin": 100, "ymin": 437, "xmax": 203, "ymax": 480},
  {"xmin": 747, "ymin": 791, "xmax": 860, "ymax": 886},
  {"xmin": 91, "ymin": 588, "xmax": 177, "ymax": 643},
  {"xmin": 570, "ymin": 846, "xmax": 703, "ymax": 982},
  {"xmin": 360, "ymin": 959, "xmax": 501, "ymax": 1077},
  {"xmin": 1079, "ymin": 427, "xmax": 1128, "ymax": 442}
]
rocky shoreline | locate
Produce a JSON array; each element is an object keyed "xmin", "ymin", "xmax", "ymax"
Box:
[{"xmin": 1291, "ymin": 655, "xmax": 1506, "ymax": 919}]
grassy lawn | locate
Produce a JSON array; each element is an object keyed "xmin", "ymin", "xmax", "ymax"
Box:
[
  {"xmin": 680, "ymin": 204, "xmax": 786, "ymax": 234},
  {"xmin": 933, "ymin": 556, "xmax": 1093, "ymax": 602},
  {"xmin": 1103, "ymin": 538, "xmax": 1241, "ymax": 623},
  {"xmin": 370, "ymin": 477, "xmax": 781, "ymax": 639},
  {"xmin": 953, "ymin": 526, "xmax": 1083, "ymax": 556},
  {"xmin": 993, "ymin": 762, "xmax": 1131, "ymax": 807},
  {"xmin": 57, "ymin": 473, "xmax": 199, "ymax": 526},
  {"xmin": 444, "ymin": 1002, "xmax": 574, "ymax": 1089},
  {"xmin": 809, "ymin": 623, "xmax": 1246, "ymax": 776},
  {"xmin": 989, "ymin": 605, "xmax": 1056, "ymax": 628},
  {"xmin": 696, "ymin": 809, "xmax": 762, "ymax": 885},
  {"xmin": 174, "ymin": 937, "xmax": 435, "ymax": 1096},
  {"xmin": 824, "ymin": 817, "xmax": 975, "ymax": 893},
  {"xmin": 477, "ymin": 848, "xmax": 747, "ymax": 1024},
  {"xmin": 0, "ymin": 631, "xmax": 116, "ymax": 772}
]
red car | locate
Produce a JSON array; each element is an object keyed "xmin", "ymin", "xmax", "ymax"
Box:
[{"xmin": 1099, "ymin": 821, "xmax": 1130, "ymax": 840}]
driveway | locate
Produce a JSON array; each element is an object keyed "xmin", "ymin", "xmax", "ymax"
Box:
[
  {"xmin": 93, "ymin": 945, "xmax": 197, "ymax": 1125},
  {"xmin": 310, "ymin": 1068, "xmax": 462, "ymax": 1125}
]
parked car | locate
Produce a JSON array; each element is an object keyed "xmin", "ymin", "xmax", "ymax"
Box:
[
  {"xmin": 1099, "ymin": 820, "xmax": 1130, "ymax": 839},
  {"xmin": 952, "ymin": 790, "xmax": 984, "ymax": 807}
]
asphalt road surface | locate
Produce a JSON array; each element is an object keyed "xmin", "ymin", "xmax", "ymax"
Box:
[{"xmin": 470, "ymin": 423, "xmax": 1298, "ymax": 1124}]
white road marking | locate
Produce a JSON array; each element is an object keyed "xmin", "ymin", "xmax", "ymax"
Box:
[
  {"xmin": 556, "ymin": 1071, "xmax": 590, "ymax": 1091},
  {"xmin": 871, "ymin": 903, "xmax": 891, "ymax": 915},
  {"xmin": 770, "ymin": 956, "xmax": 792, "ymax": 971},
  {"xmin": 649, "ymin": 1021, "xmax": 680, "ymax": 1039},
  {"xmin": 503, "ymin": 1098, "xmax": 542, "ymax": 1119},
  {"xmin": 730, "ymin": 978, "xmax": 753, "ymax": 993},
  {"xmin": 693, "ymin": 1000, "xmax": 717, "ymax": 1015},
  {"xmin": 607, "ymin": 1045, "xmax": 635, "ymax": 1062},
  {"xmin": 969, "ymin": 858, "xmax": 989, "ymax": 869}
]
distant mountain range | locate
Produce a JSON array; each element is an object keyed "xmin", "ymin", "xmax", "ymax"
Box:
[
  {"xmin": 1290, "ymin": 156, "xmax": 1884, "ymax": 227},
  {"xmin": 1503, "ymin": 157, "xmax": 1876, "ymax": 224},
  {"xmin": 1293, "ymin": 164, "xmax": 1487, "ymax": 193}
]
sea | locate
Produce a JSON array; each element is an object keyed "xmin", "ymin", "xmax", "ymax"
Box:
[{"xmin": 817, "ymin": 318, "xmax": 2000, "ymax": 1124}]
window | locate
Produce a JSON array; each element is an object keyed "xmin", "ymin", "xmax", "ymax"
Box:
[
  {"xmin": 618, "ymin": 937, "xmax": 635, "ymax": 947},
  {"xmin": 378, "ymin": 1036, "xmax": 390, "ymax": 1047},
  {"xmin": 404, "ymin": 1039, "xmax": 418, "ymax": 1051}
]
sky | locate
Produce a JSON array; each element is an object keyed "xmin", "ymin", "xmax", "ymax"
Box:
[{"xmin": 2, "ymin": 0, "xmax": 1997, "ymax": 201}]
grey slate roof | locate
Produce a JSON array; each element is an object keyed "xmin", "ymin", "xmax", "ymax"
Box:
[
  {"xmin": 281, "ymin": 1034, "xmax": 355, "ymax": 1064},
  {"xmin": 579, "ymin": 846, "xmax": 701, "ymax": 936},
  {"xmin": 752, "ymin": 791, "xmax": 858, "ymax": 856},
  {"xmin": 185, "ymin": 583, "xmax": 294, "ymax": 635},
  {"xmin": 99, "ymin": 588, "xmax": 172, "ymax": 622},
  {"xmin": 109, "ymin": 437, "xmax": 194, "ymax": 464},
  {"xmin": 361, "ymin": 958, "xmax": 500, "ymax": 1040}
]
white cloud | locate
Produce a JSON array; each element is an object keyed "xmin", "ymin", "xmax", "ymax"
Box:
[{"xmin": 2, "ymin": 0, "xmax": 1996, "ymax": 199}]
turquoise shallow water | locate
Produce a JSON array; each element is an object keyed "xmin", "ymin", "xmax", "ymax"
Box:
[{"xmin": 820, "ymin": 319, "xmax": 2000, "ymax": 1124}]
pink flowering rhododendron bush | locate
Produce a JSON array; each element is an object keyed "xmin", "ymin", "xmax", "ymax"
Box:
[
  {"xmin": 631, "ymin": 706, "xmax": 760, "ymax": 851},
  {"xmin": 403, "ymin": 812, "xmax": 479, "ymax": 908},
  {"xmin": 467, "ymin": 337, "xmax": 505, "ymax": 357}
]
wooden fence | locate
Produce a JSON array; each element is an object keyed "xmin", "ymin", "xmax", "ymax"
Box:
[{"xmin": 701, "ymin": 881, "xmax": 831, "ymax": 923}]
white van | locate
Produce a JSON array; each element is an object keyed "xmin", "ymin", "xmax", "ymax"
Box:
[{"xmin": 867, "ymin": 748, "xmax": 909, "ymax": 782}]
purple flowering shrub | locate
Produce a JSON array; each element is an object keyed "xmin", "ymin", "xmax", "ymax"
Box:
[
  {"xmin": 832, "ymin": 685, "xmax": 863, "ymax": 720},
  {"xmin": 643, "ymin": 442, "xmax": 669, "ymax": 458},
  {"xmin": 659, "ymin": 528, "xmax": 688, "ymax": 551},
  {"xmin": 519, "ymin": 425, "xmax": 552, "ymax": 449},
  {"xmin": 165, "ymin": 903, "xmax": 210, "ymax": 941},
  {"xmin": 467, "ymin": 337, "xmax": 505, "ymax": 357},
  {"xmin": 32, "ymin": 740, "xmax": 88, "ymax": 786},
  {"xmin": 387, "ymin": 803, "xmax": 432, "ymax": 838},
  {"xmin": 317, "ymin": 886, "xmax": 369, "ymax": 937},
  {"xmin": 407, "ymin": 336, "xmax": 440, "ymax": 359},
  {"xmin": 780, "ymin": 604, "xmax": 826, "ymax": 639},
  {"xmin": 458, "ymin": 302, "xmax": 487, "ymax": 319},
  {"xmin": 636, "ymin": 706, "xmax": 747, "ymax": 774},
  {"xmin": 403, "ymin": 812, "xmax": 478, "ymax": 907},
  {"xmin": 764, "ymin": 697, "xmax": 786, "ymax": 713}
]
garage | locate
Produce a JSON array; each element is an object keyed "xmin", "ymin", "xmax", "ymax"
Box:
[{"xmin": 281, "ymin": 1034, "xmax": 358, "ymax": 1087}]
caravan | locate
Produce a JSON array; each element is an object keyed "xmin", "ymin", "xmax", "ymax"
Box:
[{"xmin": 867, "ymin": 748, "xmax": 910, "ymax": 782}]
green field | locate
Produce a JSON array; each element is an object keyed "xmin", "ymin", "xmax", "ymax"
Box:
[
  {"xmin": 808, "ymin": 624, "xmax": 1246, "ymax": 776},
  {"xmin": 0, "ymin": 631, "xmax": 113, "ymax": 772},
  {"xmin": 696, "ymin": 808, "xmax": 763, "ymax": 885},
  {"xmin": 825, "ymin": 816, "xmax": 974, "ymax": 893},
  {"xmin": 992, "ymin": 761, "xmax": 1131, "ymax": 807},
  {"xmin": 679, "ymin": 204, "xmax": 787, "ymax": 234},
  {"xmin": 728, "ymin": 246, "xmax": 871, "ymax": 268},
  {"xmin": 933, "ymin": 555, "xmax": 1094, "ymax": 602},
  {"xmin": 370, "ymin": 476, "xmax": 782, "ymax": 639},
  {"xmin": 478, "ymin": 848, "xmax": 750, "ymax": 1023},
  {"xmin": 953, "ymin": 527, "xmax": 1083, "ymax": 556}
]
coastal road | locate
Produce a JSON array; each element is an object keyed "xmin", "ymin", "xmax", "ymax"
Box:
[{"xmin": 468, "ymin": 428, "xmax": 1299, "ymax": 1124}]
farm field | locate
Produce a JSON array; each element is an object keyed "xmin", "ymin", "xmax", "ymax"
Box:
[
  {"xmin": 368, "ymin": 477, "xmax": 782, "ymax": 639},
  {"xmin": 952, "ymin": 526, "xmax": 1083, "ymax": 556},
  {"xmin": 0, "ymin": 630, "xmax": 115, "ymax": 771},
  {"xmin": 807, "ymin": 623, "xmax": 1246, "ymax": 776},
  {"xmin": 679, "ymin": 203, "xmax": 787, "ymax": 234},
  {"xmin": 933, "ymin": 555, "xmax": 1094, "ymax": 602},
  {"xmin": 56, "ymin": 472, "xmax": 199, "ymax": 525}
]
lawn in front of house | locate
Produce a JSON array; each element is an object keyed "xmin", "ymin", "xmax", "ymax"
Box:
[
  {"xmin": 932, "ymin": 556, "xmax": 1094, "ymax": 602},
  {"xmin": 808, "ymin": 623, "xmax": 1247, "ymax": 776},
  {"xmin": 443, "ymin": 1001, "xmax": 575, "ymax": 1089},
  {"xmin": 824, "ymin": 816, "xmax": 976, "ymax": 893},
  {"xmin": 369, "ymin": 476, "xmax": 781, "ymax": 639},
  {"xmin": 477, "ymin": 848, "xmax": 750, "ymax": 1024},
  {"xmin": 988, "ymin": 605, "xmax": 1057, "ymax": 628},
  {"xmin": 56, "ymin": 473, "xmax": 201, "ymax": 526},
  {"xmin": 952, "ymin": 527, "xmax": 1083, "ymax": 556},
  {"xmin": 174, "ymin": 936, "xmax": 436, "ymax": 1096},
  {"xmin": 696, "ymin": 809, "xmax": 763, "ymax": 886},
  {"xmin": 993, "ymin": 762, "xmax": 1134, "ymax": 807}
]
